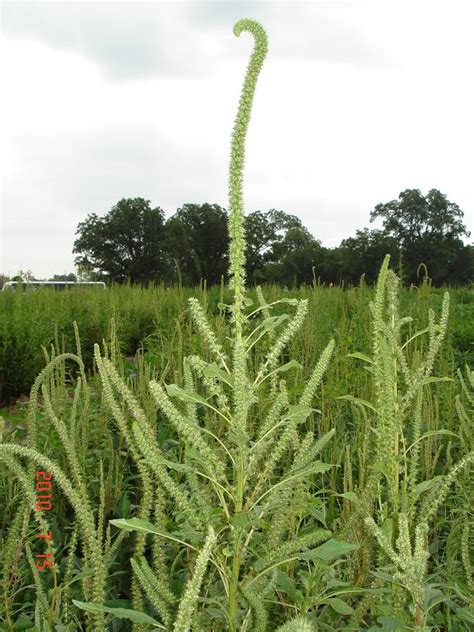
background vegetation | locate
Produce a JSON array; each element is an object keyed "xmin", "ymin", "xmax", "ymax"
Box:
[
  {"xmin": 1, "ymin": 280, "xmax": 473, "ymax": 404},
  {"xmin": 0, "ymin": 273, "xmax": 473, "ymax": 630},
  {"xmin": 70, "ymin": 189, "xmax": 474, "ymax": 287},
  {"xmin": 1, "ymin": 188, "xmax": 473, "ymax": 290}
]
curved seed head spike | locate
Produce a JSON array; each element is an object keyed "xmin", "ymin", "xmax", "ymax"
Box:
[{"xmin": 228, "ymin": 19, "xmax": 268, "ymax": 318}]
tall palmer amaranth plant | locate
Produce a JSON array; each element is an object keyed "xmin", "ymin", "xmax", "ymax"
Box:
[
  {"xmin": 0, "ymin": 19, "xmax": 339, "ymax": 631},
  {"xmin": 340, "ymin": 256, "xmax": 474, "ymax": 629},
  {"xmin": 90, "ymin": 18, "xmax": 338, "ymax": 631}
]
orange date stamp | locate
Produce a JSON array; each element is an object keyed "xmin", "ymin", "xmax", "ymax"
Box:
[{"xmin": 34, "ymin": 471, "xmax": 54, "ymax": 570}]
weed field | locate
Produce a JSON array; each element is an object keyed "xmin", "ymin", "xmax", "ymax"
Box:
[
  {"xmin": 1, "ymin": 16, "xmax": 473, "ymax": 632},
  {"xmin": 0, "ymin": 275, "xmax": 473, "ymax": 630},
  {"xmin": 1, "ymin": 281, "xmax": 473, "ymax": 404}
]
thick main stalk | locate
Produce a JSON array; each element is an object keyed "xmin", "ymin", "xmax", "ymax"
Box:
[{"xmin": 226, "ymin": 19, "xmax": 268, "ymax": 628}]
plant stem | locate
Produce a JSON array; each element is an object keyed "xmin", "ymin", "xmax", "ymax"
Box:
[{"xmin": 229, "ymin": 453, "xmax": 245, "ymax": 630}]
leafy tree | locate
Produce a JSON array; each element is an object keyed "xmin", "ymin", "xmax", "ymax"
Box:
[
  {"xmin": 73, "ymin": 198, "xmax": 168, "ymax": 283},
  {"xmin": 265, "ymin": 241, "xmax": 325, "ymax": 286},
  {"xmin": 243, "ymin": 211, "xmax": 279, "ymax": 283},
  {"xmin": 371, "ymin": 189, "xmax": 468, "ymax": 243},
  {"xmin": 267, "ymin": 226, "xmax": 323, "ymax": 286},
  {"xmin": 370, "ymin": 189, "xmax": 470, "ymax": 284},
  {"xmin": 69, "ymin": 192, "xmax": 471, "ymax": 288},
  {"xmin": 165, "ymin": 203, "xmax": 229, "ymax": 285},
  {"xmin": 244, "ymin": 209, "xmax": 314, "ymax": 283},
  {"xmin": 272, "ymin": 224, "xmax": 316, "ymax": 258},
  {"xmin": 315, "ymin": 246, "xmax": 347, "ymax": 285},
  {"xmin": 339, "ymin": 228, "xmax": 399, "ymax": 284},
  {"xmin": 451, "ymin": 244, "xmax": 474, "ymax": 285}
]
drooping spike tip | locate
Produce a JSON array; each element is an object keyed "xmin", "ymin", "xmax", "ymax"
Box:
[{"xmin": 233, "ymin": 18, "xmax": 268, "ymax": 51}]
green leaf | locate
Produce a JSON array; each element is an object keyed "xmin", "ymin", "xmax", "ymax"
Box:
[
  {"xmin": 254, "ymin": 462, "xmax": 333, "ymax": 509},
  {"xmin": 160, "ymin": 457, "xmax": 194, "ymax": 473},
  {"xmin": 299, "ymin": 539, "xmax": 359, "ymax": 562},
  {"xmin": 381, "ymin": 517, "xmax": 394, "ymax": 543},
  {"xmin": 261, "ymin": 314, "xmax": 290, "ymax": 330},
  {"xmin": 369, "ymin": 569, "xmax": 400, "ymax": 585},
  {"xmin": 118, "ymin": 492, "xmax": 131, "ymax": 518},
  {"xmin": 370, "ymin": 460, "xmax": 392, "ymax": 487},
  {"xmin": 404, "ymin": 429, "xmax": 458, "ymax": 456},
  {"xmin": 414, "ymin": 476, "xmax": 443, "ymax": 499},
  {"xmin": 12, "ymin": 620, "xmax": 35, "ymax": 631},
  {"xmin": 165, "ymin": 384, "xmax": 207, "ymax": 406},
  {"xmin": 338, "ymin": 491, "xmax": 359, "ymax": 503},
  {"xmin": 63, "ymin": 569, "xmax": 95, "ymax": 587},
  {"xmin": 275, "ymin": 570, "xmax": 299, "ymax": 601},
  {"xmin": 103, "ymin": 599, "xmax": 133, "ymax": 607},
  {"xmin": 286, "ymin": 404, "xmax": 314, "ymax": 424},
  {"xmin": 423, "ymin": 376, "xmax": 454, "ymax": 385},
  {"xmin": 336, "ymin": 394, "xmax": 378, "ymax": 414},
  {"xmin": 275, "ymin": 360, "xmax": 303, "ymax": 374},
  {"xmin": 71, "ymin": 600, "xmax": 165, "ymax": 628},
  {"xmin": 347, "ymin": 352, "xmax": 374, "ymax": 365},
  {"xmin": 183, "ymin": 444, "xmax": 214, "ymax": 470},
  {"xmin": 372, "ymin": 615, "xmax": 411, "ymax": 630},
  {"xmin": 324, "ymin": 597, "xmax": 354, "ymax": 615},
  {"xmin": 110, "ymin": 518, "xmax": 197, "ymax": 549},
  {"xmin": 253, "ymin": 558, "xmax": 266, "ymax": 572},
  {"xmin": 201, "ymin": 363, "xmax": 233, "ymax": 387},
  {"xmin": 295, "ymin": 461, "xmax": 333, "ymax": 477}
]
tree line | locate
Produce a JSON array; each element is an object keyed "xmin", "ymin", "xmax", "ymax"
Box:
[
  {"xmin": 71, "ymin": 189, "xmax": 473, "ymax": 286},
  {"xmin": 2, "ymin": 189, "xmax": 472, "ymax": 289}
]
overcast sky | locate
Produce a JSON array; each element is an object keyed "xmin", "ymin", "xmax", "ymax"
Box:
[{"xmin": 1, "ymin": 0, "xmax": 473, "ymax": 278}]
